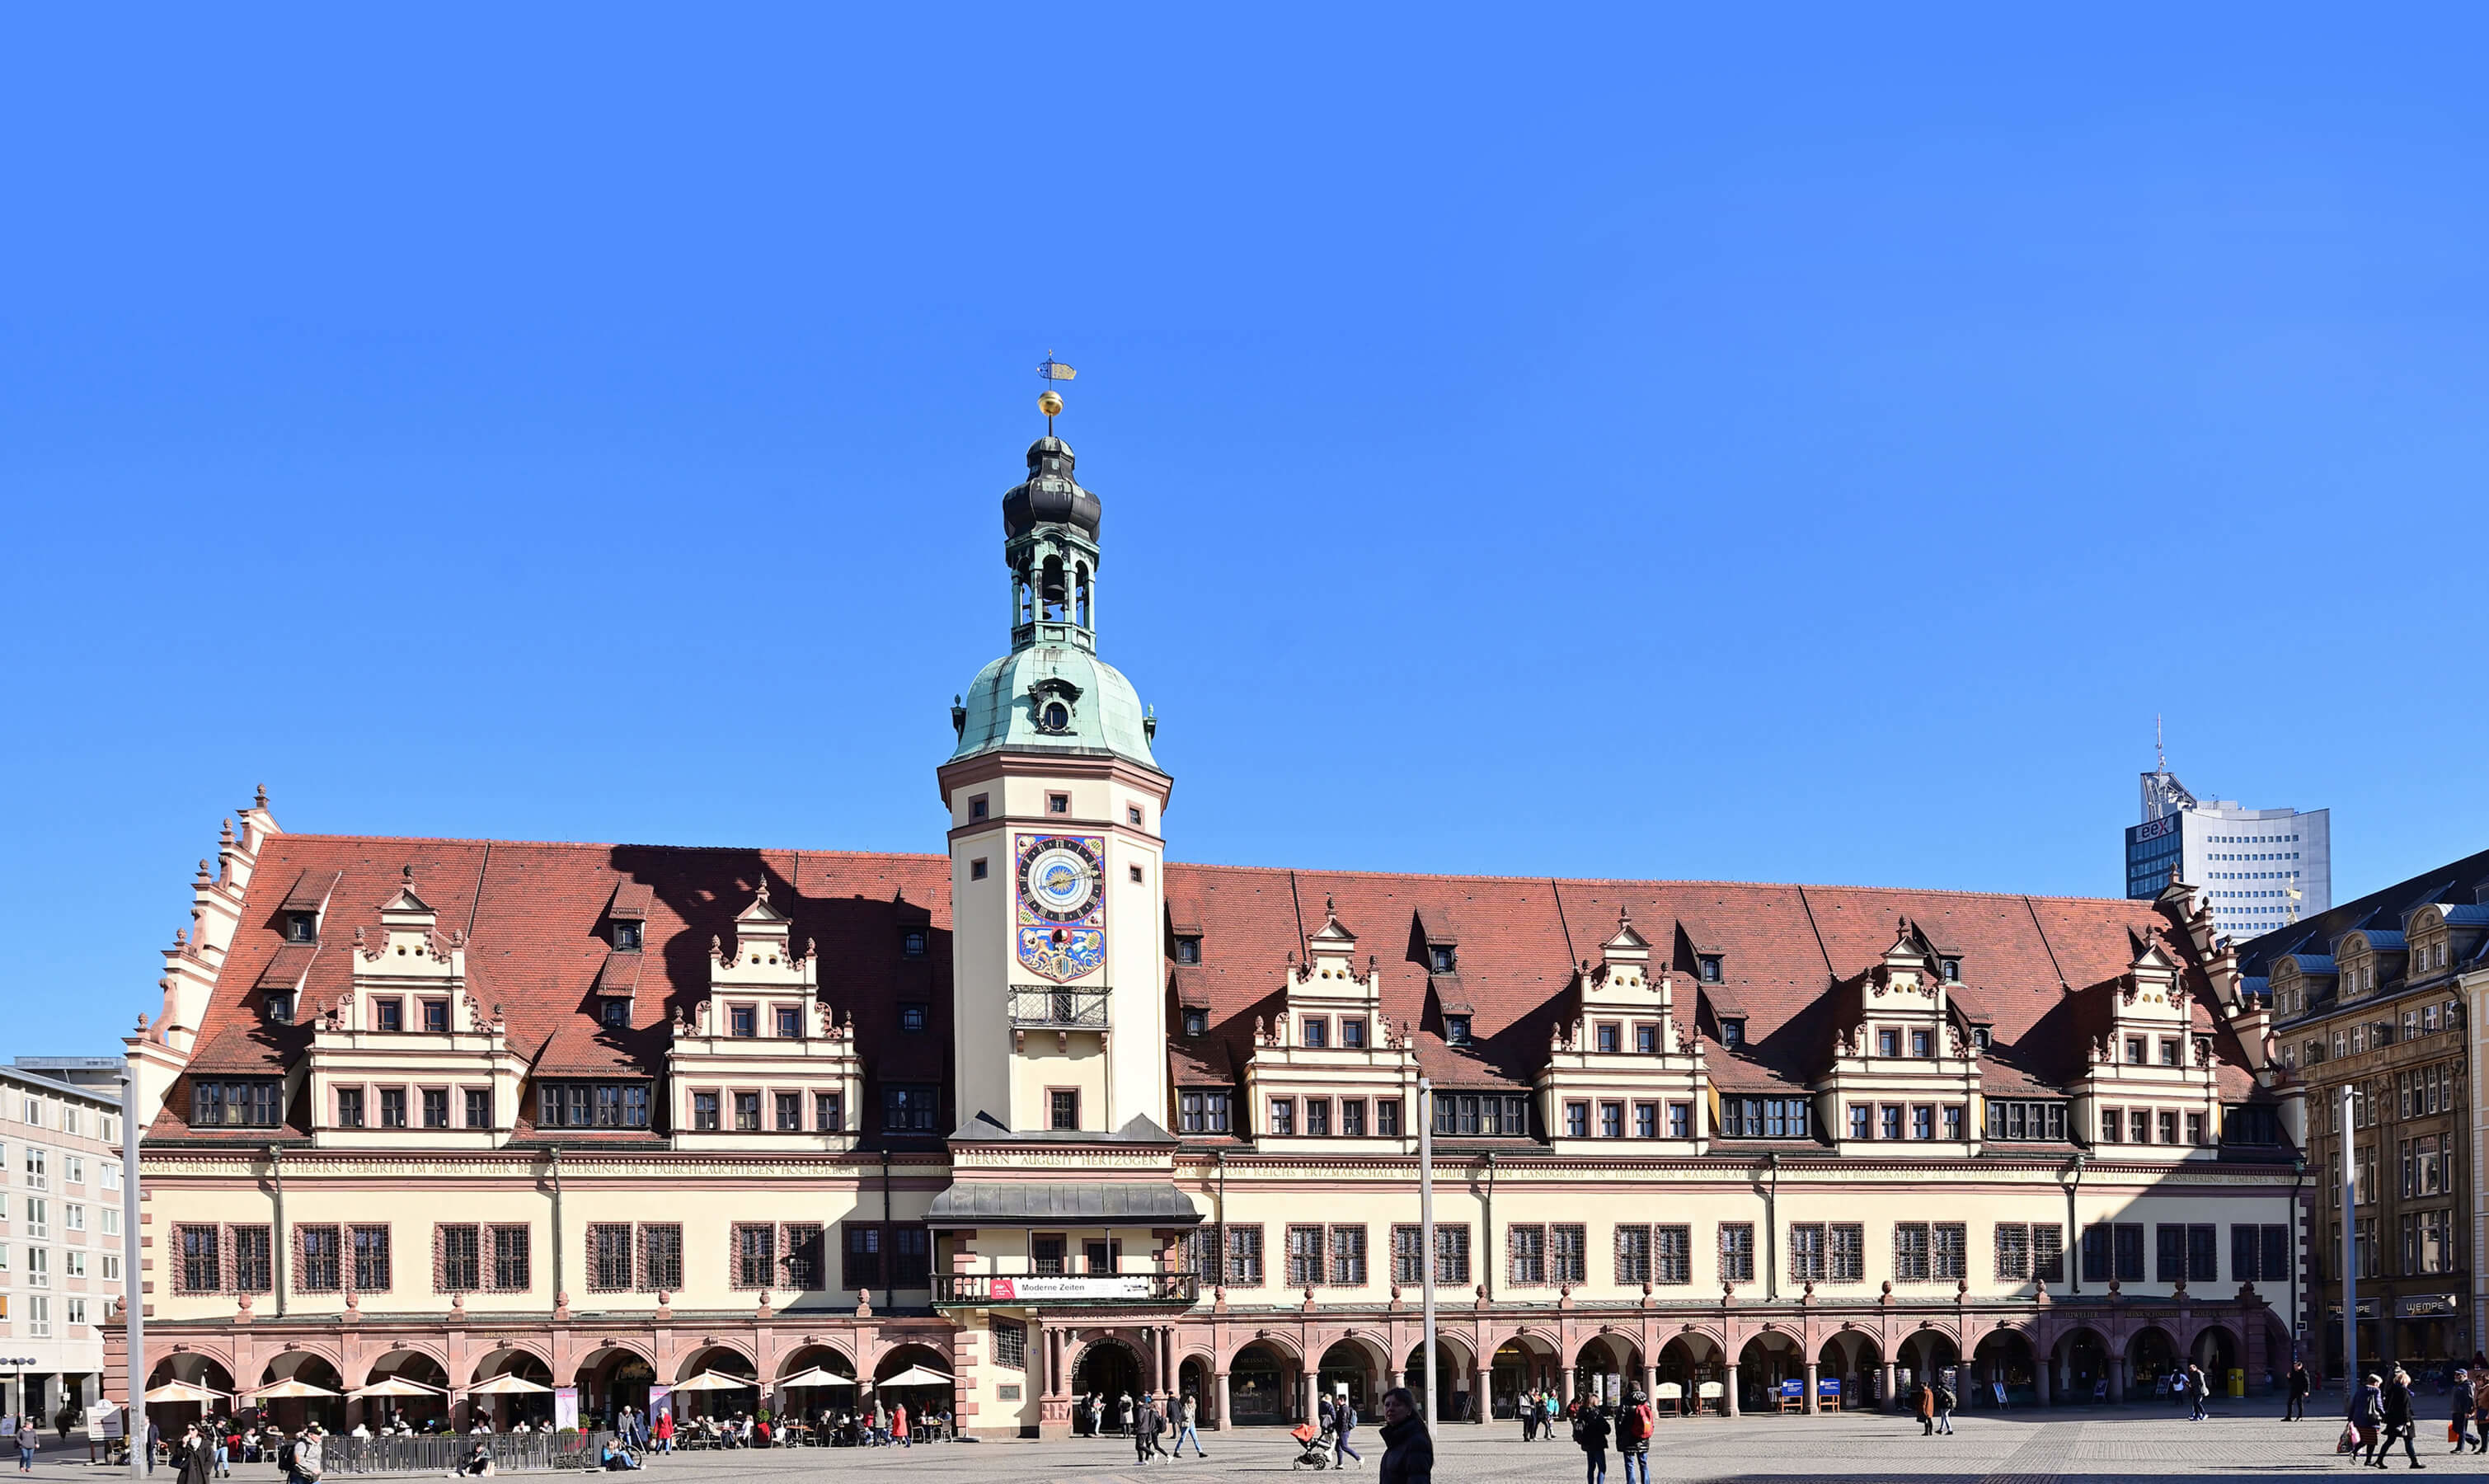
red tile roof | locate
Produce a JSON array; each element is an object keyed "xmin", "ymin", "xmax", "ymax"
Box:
[{"xmin": 157, "ymin": 833, "xmax": 2263, "ymax": 1140}]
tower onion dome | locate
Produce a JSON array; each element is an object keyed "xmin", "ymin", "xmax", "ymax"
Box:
[{"xmin": 1002, "ymin": 437, "xmax": 1101, "ymax": 540}]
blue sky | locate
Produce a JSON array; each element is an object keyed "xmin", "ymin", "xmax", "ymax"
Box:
[{"xmin": 7, "ymin": 7, "xmax": 2487, "ymax": 1054}]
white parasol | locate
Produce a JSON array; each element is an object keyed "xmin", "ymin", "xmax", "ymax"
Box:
[
  {"xmin": 465, "ymin": 1374, "xmax": 554, "ymax": 1397},
  {"xmin": 666, "ymin": 1372, "xmax": 756, "ymax": 1394},
  {"xmin": 248, "ymin": 1378, "xmax": 340, "ymax": 1400},
  {"xmin": 776, "ymin": 1368, "xmax": 857, "ymax": 1389},
  {"xmin": 349, "ymin": 1377, "xmax": 445, "ymax": 1400},
  {"xmin": 874, "ymin": 1367, "xmax": 954, "ymax": 1389},
  {"xmin": 143, "ymin": 1381, "xmax": 227, "ymax": 1405}
]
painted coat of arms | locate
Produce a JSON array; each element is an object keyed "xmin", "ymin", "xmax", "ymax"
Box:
[{"xmin": 1016, "ymin": 833, "xmax": 1106, "ymax": 982}]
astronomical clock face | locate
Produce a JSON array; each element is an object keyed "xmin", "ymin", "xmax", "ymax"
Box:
[{"xmin": 1016, "ymin": 833, "xmax": 1106, "ymax": 982}]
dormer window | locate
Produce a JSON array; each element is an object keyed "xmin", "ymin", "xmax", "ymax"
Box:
[
  {"xmin": 1720, "ymin": 1017, "xmax": 1746, "ymax": 1048},
  {"xmin": 1698, "ymin": 956, "xmax": 1723, "ymax": 983},
  {"xmin": 613, "ymin": 921, "xmax": 642, "ymax": 951},
  {"xmin": 1971, "ymin": 1027, "xmax": 1991, "ymax": 1050},
  {"xmin": 1037, "ymin": 700, "xmax": 1071, "ymax": 733},
  {"xmin": 1430, "ymin": 946, "xmax": 1457, "ymax": 974},
  {"xmin": 1174, "ymin": 937, "xmax": 1202, "ymax": 965},
  {"xmin": 599, "ymin": 1000, "xmax": 629, "ymax": 1029},
  {"xmin": 1182, "ymin": 1009, "xmax": 1208, "ymax": 1037},
  {"xmin": 903, "ymin": 928, "xmax": 928, "ymax": 958},
  {"xmin": 1938, "ymin": 957, "xmax": 1961, "ymax": 982},
  {"xmin": 266, "ymin": 993, "xmax": 294, "ymax": 1026},
  {"xmin": 285, "ymin": 912, "xmax": 318, "ymax": 944},
  {"xmin": 1444, "ymin": 1015, "xmax": 1472, "ymax": 1045}
]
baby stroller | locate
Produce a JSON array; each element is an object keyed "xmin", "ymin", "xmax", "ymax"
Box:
[{"xmin": 1289, "ymin": 1422, "xmax": 1333, "ymax": 1470}]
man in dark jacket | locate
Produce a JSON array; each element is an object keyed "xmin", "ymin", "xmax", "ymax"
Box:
[
  {"xmin": 1378, "ymin": 1388, "xmax": 1431, "ymax": 1484},
  {"xmin": 2285, "ymin": 1363, "xmax": 2311, "ymax": 1421}
]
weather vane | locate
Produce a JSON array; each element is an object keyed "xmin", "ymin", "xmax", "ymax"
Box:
[{"xmin": 1036, "ymin": 350, "xmax": 1077, "ymax": 434}]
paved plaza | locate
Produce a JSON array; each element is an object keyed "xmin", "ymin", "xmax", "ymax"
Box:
[{"xmin": 19, "ymin": 1411, "xmax": 2487, "ymax": 1483}]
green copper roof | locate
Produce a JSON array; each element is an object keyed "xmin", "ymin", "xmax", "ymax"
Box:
[{"xmin": 950, "ymin": 644, "xmax": 1159, "ymax": 771}]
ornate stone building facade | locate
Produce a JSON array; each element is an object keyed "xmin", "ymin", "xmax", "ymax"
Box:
[{"xmin": 115, "ymin": 428, "xmax": 2306, "ymax": 1436}]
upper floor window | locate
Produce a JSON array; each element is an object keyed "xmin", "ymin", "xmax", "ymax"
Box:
[
  {"xmin": 1302, "ymin": 1019, "xmax": 1327, "ymax": 1049},
  {"xmin": 191, "ymin": 1080, "xmax": 284, "ymax": 1129},
  {"xmin": 1047, "ymin": 792, "xmax": 1070, "ymax": 815},
  {"xmin": 899, "ymin": 1004, "xmax": 929, "ymax": 1033},
  {"xmin": 883, "ymin": 1084, "xmax": 942, "ymax": 1134},
  {"xmin": 2125, "ymin": 1036, "xmax": 2146, "ymax": 1064},
  {"xmin": 1444, "ymin": 1015, "xmax": 1472, "ymax": 1045},
  {"xmin": 373, "ymin": 1000, "xmax": 403, "ymax": 1033},
  {"xmin": 265, "ymin": 993, "xmax": 295, "ymax": 1026},
  {"xmin": 421, "ymin": 999, "xmax": 449, "ymax": 1033},
  {"xmin": 538, "ymin": 1082, "xmax": 650, "ymax": 1129},
  {"xmin": 728, "ymin": 1005, "xmax": 757, "ymax": 1038},
  {"xmin": 2158, "ymin": 1038, "xmax": 2181, "ymax": 1067},
  {"xmin": 969, "ymin": 794, "xmax": 989, "ymax": 820},
  {"xmin": 1429, "ymin": 946, "xmax": 1457, "ymax": 974},
  {"xmin": 1182, "ymin": 1009, "xmax": 1208, "ymax": 1037},
  {"xmin": 1909, "ymin": 1029, "xmax": 1932, "ymax": 1058},
  {"xmin": 599, "ymin": 999, "xmax": 629, "ymax": 1028},
  {"xmin": 1698, "ymin": 956, "xmax": 1723, "ymax": 983},
  {"xmin": 612, "ymin": 920, "xmax": 642, "ymax": 951},
  {"xmin": 284, "ymin": 912, "xmax": 317, "ymax": 943},
  {"xmin": 1126, "ymin": 805, "xmax": 1144, "ymax": 826},
  {"xmin": 1717, "ymin": 1097, "xmax": 1810, "ymax": 1139},
  {"xmin": 1174, "ymin": 937, "xmax": 1202, "ymax": 965},
  {"xmin": 1720, "ymin": 1017, "xmax": 1746, "ymax": 1049},
  {"xmin": 1938, "ymin": 957, "xmax": 1961, "ymax": 982},
  {"xmin": 1595, "ymin": 1023, "xmax": 1620, "ymax": 1054}
]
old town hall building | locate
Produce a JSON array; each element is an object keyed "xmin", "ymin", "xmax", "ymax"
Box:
[{"xmin": 116, "ymin": 425, "xmax": 2307, "ymax": 1437}]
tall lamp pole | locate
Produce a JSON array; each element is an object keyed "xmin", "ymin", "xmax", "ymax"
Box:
[
  {"xmin": 2341, "ymin": 1084, "xmax": 2357, "ymax": 1390},
  {"xmin": 120, "ymin": 1068, "xmax": 143, "ymax": 1478},
  {"xmin": 1419, "ymin": 1077, "xmax": 1435, "ymax": 1439}
]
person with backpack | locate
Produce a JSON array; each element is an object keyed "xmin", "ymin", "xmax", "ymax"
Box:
[
  {"xmin": 1932, "ymin": 1375, "xmax": 1956, "ymax": 1436},
  {"xmin": 1613, "ymin": 1388, "xmax": 1653, "ymax": 1484},
  {"xmin": 1333, "ymin": 1397, "xmax": 1361, "ymax": 1468},
  {"xmin": 1571, "ymin": 1391, "xmax": 1610, "ymax": 1484}
]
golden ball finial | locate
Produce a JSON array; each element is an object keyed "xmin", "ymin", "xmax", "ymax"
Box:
[{"xmin": 1039, "ymin": 388, "xmax": 1064, "ymax": 417}]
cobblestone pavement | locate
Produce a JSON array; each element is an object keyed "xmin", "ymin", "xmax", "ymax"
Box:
[{"xmin": 25, "ymin": 1410, "xmax": 2487, "ymax": 1482}]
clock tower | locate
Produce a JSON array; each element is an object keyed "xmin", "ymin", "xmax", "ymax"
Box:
[{"xmin": 937, "ymin": 433, "xmax": 1173, "ymax": 1137}]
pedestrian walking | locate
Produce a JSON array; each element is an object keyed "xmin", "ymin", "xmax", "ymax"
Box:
[
  {"xmin": 1378, "ymin": 1388, "xmax": 1431, "ymax": 1484},
  {"xmin": 1172, "ymin": 1392, "xmax": 1207, "ymax": 1458},
  {"xmin": 2471, "ymin": 1370, "xmax": 2489, "ymax": 1455},
  {"xmin": 1119, "ymin": 1391, "xmax": 1135, "ymax": 1437},
  {"xmin": 2348, "ymin": 1377, "xmax": 2385, "ymax": 1466},
  {"xmin": 1615, "ymin": 1388, "xmax": 1653, "ymax": 1484},
  {"xmin": 15, "ymin": 1418, "xmax": 34, "ymax": 1476},
  {"xmin": 1934, "ymin": 1376, "xmax": 1957, "ymax": 1436},
  {"xmin": 2449, "ymin": 1371, "xmax": 2473, "ymax": 1454},
  {"xmin": 1543, "ymin": 1392, "xmax": 1560, "ymax": 1439},
  {"xmin": 1131, "ymin": 1393, "xmax": 1158, "ymax": 1465},
  {"xmin": 2188, "ymin": 1364, "xmax": 2210, "ymax": 1422},
  {"xmin": 2379, "ymin": 1368, "xmax": 2422, "ymax": 1469},
  {"xmin": 286, "ymin": 1425, "xmax": 325, "ymax": 1484},
  {"xmin": 2287, "ymin": 1362, "xmax": 2311, "ymax": 1421},
  {"xmin": 1334, "ymin": 1397, "xmax": 1362, "ymax": 1468},
  {"xmin": 1519, "ymin": 1390, "xmax": 1537, "ymax": 1442},
  {"xmin": 1916, "ymin": 1379, "xmax": 1935, "ymax": 1436},
  {"xmin": 1573, "ymin": 1392, "xmax": 1610, "ymax": 1484}
]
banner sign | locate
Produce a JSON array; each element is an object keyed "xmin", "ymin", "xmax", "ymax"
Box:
[
  {"xmin": 554, "ymin": 1386, "xmax": 579, "ymax": 1432},
  {"xmin": 649, "ymin": 1385, "xmax": 672, "ymax": 1422},
  {"xmin": 990, "ymin": 1275, "xmax": 1153, "ymax": 1302}
]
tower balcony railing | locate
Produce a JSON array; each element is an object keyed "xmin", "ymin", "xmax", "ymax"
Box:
[
  {"xmin": 933, "ymin": 1270, "xmax": 1197, "ymax": 1308},
  {"xmin": 1008, "ymin": 986, "xmax": 1110, "ymax": 1030}
]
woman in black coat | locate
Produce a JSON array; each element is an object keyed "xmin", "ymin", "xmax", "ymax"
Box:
[{"xmin": 1378, "ymin": 1388, "xmax": 1431, "ymax": 1484}]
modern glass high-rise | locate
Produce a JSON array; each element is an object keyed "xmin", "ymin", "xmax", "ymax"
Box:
[{"xmin": 2126, "ymin": 763, "xmax": 2331, "ymax": 941}]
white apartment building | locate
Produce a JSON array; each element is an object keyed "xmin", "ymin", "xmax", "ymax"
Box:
[{"xmin": 0, "ymin": 1059, "xmax": 124, "ymax": 1425}]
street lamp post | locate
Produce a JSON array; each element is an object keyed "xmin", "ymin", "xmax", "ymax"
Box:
[{"xmin": 1418, "ymin": 1077, "xmax": 1435, "ymax": 1439}]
